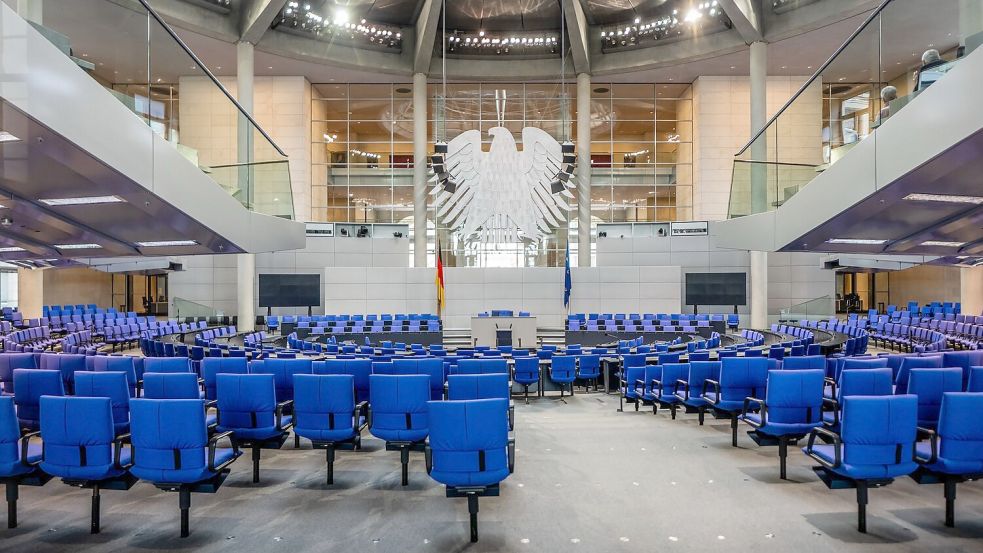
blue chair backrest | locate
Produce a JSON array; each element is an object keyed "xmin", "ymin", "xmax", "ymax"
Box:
[
  {"xmin": 835, "ymin": 357, "xmax": 889, "ymax": 381},
  {"xmin": 513, "ymin": 357, "xmax": 540, "ymax": 384},
  {"xmin": 840, "ymin": 395, "xmax": 917, "ymax": 469},
  {"xmin": 0, "ymin": 396, "xmax": 20, "ymax": 468},
  {"xmin": 764, "ymin": 370, "xmax": 824, "ymax": 425},
  {"xmin": 201, "ymin": 357, "xmax": 249, "ymax": 400},
  {"xmin": 314, "ymin": 359, "xmax": 372, "ymax": 403},
  {"xmin": 936, "ymin": 392, "xmax": 983, "ymax": 464},
  {"xmin": 782, "ymin": 356, "xmax": 826, "ymax": 371},
  {"xmin": 73, "ymin": 372, "xmax": 130, "ymax": 432},
  {"xmin": 39, "ymin": 353, "xmax": 86, "ymax": 388},
  {"xmin": 895, "ymin": 356, "xmax": 943, "ymax": 394},
  {"xmin": 942, "ymin": 351, "xmax": 983, "ymax": 390},
  {"xmin": 622, "ymin": 354, "xmax": 647, "ymax": 369},
  {"xmin": 657, "ymin": 363, "xmax": 689, "ymax": 394},
  {"xmin": 551, "ymin": 356, "xmax": 576, "ymax": 378},
  {"xmin": 426, "ymin": 398, "xmax": 510, "ymax": 487},
  {"xmin": 578, "ymin": 354, "xmax": 601, "ymax": 376},
  {"xmin": 908, "ymin": 368, "xmax": 963, "ymax": 427},
  {"xmin": 39, "ymin": 396, "xmax": 116, "ymax": 477},
  {"xmin": 687, "ymin": 361, "xmax": 722, "ymax": 392},
  {"xmin": 89, "ymin": 356, "xmax": 138, "ymax": 395},
  {"xmin": 968, "ymin": 367, "xmax": 983, "ymax": 393},
  {"xmin": 216, "ymin": 374, "xmax": 278, "ymax": 430},
  {"xmin": 129, "ymin": 399, "xmax": 209, "ymax": 482},
  {"xmin": 293, "ymin": 374, "xmax": 357, "ymax": 437},
  {"xmin": 456, "ymin": 358, "xmax": 508, "ymax": 375},
  {"xmin": 447, "ymin": 373, "xmax": 509, "ymax": 401},
  {"xmin": 143, "ymin": 372, "xmax": 201, "ymax": 400},
  {"xmin": 393, "ymin": 358, "xmax": 446, "ymax": 400},
  {"xmin": 143, "ymin": 357, "xmax": 192, "ymax": 374},
  {"xmin": 717, "ymin": 357, "xmax": 769, "ymax": 402},
  {"xmin": 837, "ymin": 368, "xmax": 893, "ymax": 401},
  {"xmin": 249, "ymin": 358, "xmax": 313, "ymax": 402},
  {"xmin": 13, "ymin": 369, "xmax": 64, "ymax": 429},
  {"xmin": 368, "ymin": 374, "xmax": 430, "ymax": 442},
  {"xmin": 0, "ymin": 353, "xmax": 38, "ymax": 393}
]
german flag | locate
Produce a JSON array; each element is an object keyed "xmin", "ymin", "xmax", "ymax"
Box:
[{"xmin": 435, "ymin": 236, "xmax": 445, "ymax": 316}]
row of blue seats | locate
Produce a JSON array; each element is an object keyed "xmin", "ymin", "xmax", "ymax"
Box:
[
  {"xmin": 265, "ymin": 313, "xmax": 439, "ymax": 328},
  {"xmin": 869, "ymin": 323, "xmax": 948, "ymax": 353},
  {"xmin": 916, "ymin": 319, "xmax": 983, "ymax": 350},
  {"xmin": 567, "ymin": 313, "xmax": 729, "ymax": 322}
]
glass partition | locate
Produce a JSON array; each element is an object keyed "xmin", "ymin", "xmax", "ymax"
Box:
[
  {"xmin": 780, "ymin": 295, "xmax": 836, "ymax": 321},
  {"xmin": 172, "ymin": 297, "xmax": 222, "ymax": 320},
  {"xmin": 729, "ymin": 0, "xmax": 979, "ymax": 218}
]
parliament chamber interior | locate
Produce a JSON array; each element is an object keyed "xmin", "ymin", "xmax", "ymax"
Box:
[{"xmin": 1, "ymin": 0, "xmax": 983, "ymax": 551}]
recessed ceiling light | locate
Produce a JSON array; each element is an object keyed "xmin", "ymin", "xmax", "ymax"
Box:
[
  {"xmin": 920, "ymin": 240, "xmax": 965, "ymax": 247},
  {"xmin": 53, "ymin": 243, "xmax": 102, "ymax": 250},
  {"xmin": 136, "ymin": 240, "xmax": 199, "ymax": 247},
  {"xmin": 39, "ymin": 195, "xmax": 125, "ymax": 206},
  {"xmin": 0, "ymin": 246, "xmax": 26, "ymax": 252},
  {"xmin": 0, "ymin": 131, "xmax": 20, "ymax": 143},
  {"xmin": 903, "ymin": 193, "xmax": 983, "ymax": 205},
  {"xmin": 826, "ymin": 238, "xmax": 887, "ymax": 245}
]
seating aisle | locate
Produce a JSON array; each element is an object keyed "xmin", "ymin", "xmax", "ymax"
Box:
[{"xmin": 6, "ymin": 392, "xmax": 983, "ymax": 552}]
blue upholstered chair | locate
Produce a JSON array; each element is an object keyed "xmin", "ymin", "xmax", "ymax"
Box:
[
  {"xmin": 368, "ymin": 374, "xmax": 430, "ymax": 486},
  {"xmin": 644, "ymin": 362, "xmax": 689, "ymax": 419},
  {"xmin": 200, "ymin": 357, "xmax": 248, "ymax": 401},
  {"xmin": 0, "ymin": 353, "xmax": 37, "ymax": 395},
  {"xmin": 130, "ymin": 399, "xmax": 240, "ymax": 537},
  {"xmin": 822, "ymin": 368, "xmax": 893, "ymax": 432},
  {"xmin": 425, "ymin": 398, "xmax": 514, "ymax": 543},
  {"xmin": 911, "ymin": 392, "xmax": 983, "ymax": 527},
  {"xmin": 314, "ymin": 359, "xmax": 372, "ymax": 403},
  {"xmin": 672, "ymin": 361, "xmax": 721, "ymax": 422},
  {"xmin": 549, "ymin": 355, "xmax": 577, "ymax": 398},
  {"xmin": 142, "ymin": 357, "xmax": 193, "ymax": 374},
  {"xmin": 39, "ymin": 396, "xmax": 136, "ymax": 534},
  {"xmin": 293, "ymin": 374, "xmax": 367, "ymax": 484},
  {"xmin": 894, "ymin": 356, "xmax": 942, "ymax": 394},
  {"xmin": 447, "ymin": 373, "xmax": 513, "ymax": 430},
  {"xmin": 0, "ymin": 396, "xmax": 48, "ymax": 528},
  {"xmin": 454, "ymin": 358, "xmax": 508, "ymax": 375},
  {"xmin": 90, "ymin": 356, "xmax": 138, "ymax": 397},
  {"xmin": 577, "ymin": 354, "xmax": 601, "ymax": 392},
  {"xmin": 803, "ymin": 395, "xmax": 918, "ymax": 532},
  {"xmin": 941, "ymin": 351, "xmax": 983, "ymax": 390},
  {"xmin": 741, "ymin": 369, "xmax": 825, "ymax": 478},
  {"xmin": 74, "ymin": 372, "xmax": 131, "ymax": 436},
  {"xmin": 13, "ymin": 369, "xmax": 64, "ymax": 431},
  {"xmin": 512, "ymin": 356, "xmax": 540, "ymax": 404},
  {"xmin": 215, "ymin": 374, "xmax": 292, "ymax": 483},
  {"xmin": 782, "ymin": 355, "xmax": 826, "ymax": 370},
  {"xmin": 908, "ymin": 368, "xmax": 962, "ymax": 430},
  {"xmin": 701, "ymin": 357, "xmax": 769, "ymax": 446},
  {"xmin": 39, "ymin": 353, "xmax": 86, "ymax": 393},
  {"xmin": 393, "ymin": 358, "xmax": 446, "ymax": 400},
  {"xmin": 249, "ymin": 358, "xmax": 313, "ymax": 447},
  {"xmin": 618, "ymin": 357, "xmax": 648, "ymax": 412},
  {"xmin": 968, "ymin": 367, "xmax": 983, "ymax": 392}
]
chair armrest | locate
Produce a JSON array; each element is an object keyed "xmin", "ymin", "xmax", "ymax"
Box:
[
  {"xmin": 204, "ymin": 399, "xmax": 217, "ymax": 410},
  {"xmin": 353, "ymin": 400, "xmax": 369, "ymax": 425},
  {"xmin": 805, "ymin": 427, "xmax": 842, "ymax": 469},
  {"xmin": 650, "ymin": 378, "xmax": 663, "ymax": 396},
  {"xmin": 366, "ymin": 405, "xmax": 373, "ymax": 429},
  {"xmin": 508, "ymin": 404, "xmax": 515, "ymax": 430},
  {"xmin": 208, "ymin": 431, "xmax": 238, "ymax": 471},
  {"xmin": 275, "ymin": 400, "xmax": 294, "ymax": 430},
  {"xmin": 742, "ymin": 397, "xmax": 765, "ymax": 427},
  {"xmin": 507, "ymin": 437, "xmax": 516, "ymax": 473},
  {"xmin": 821, "ymin": 398, "xmax": 840, "ymax": 428},
  {"xmin": 824, "ymin": 377, "xmax": 837, "ymax": 400},
  {"xmin": 916, "ymin": 426, "xmax": 938, "ymax": 464},
  {"xmin": 424, "ymin": 443, "xmax": 433, "ymax": 475},
  {"xmin": 135, "ymin": 379, "xmax": 143, "ymax": 397},
  {"xmin": 113, "ymin": 433, "xmax": 132, "ymax": 470},
  {"xmin": 702, "ymin": 379, "xmax": 720, "ymax": 402},
  {"xmin": 19, "ymin": 430, "xmax": 41, "ymax": 467},
  {"xmin": 674, "ymin": 378, "xmax": 689, "ymax": 399},
  {"xmin": 633, "ymin": 378, "xmax": 646, "ymax": 393}
]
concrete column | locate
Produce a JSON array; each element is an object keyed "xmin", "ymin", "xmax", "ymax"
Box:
[
  {"xmin": 16, "ymin": 268, "xmax": 43, "ymax": 319},
  {"xmin": 959, "ymin": 0, "xmax": 983, "ymax": 49},
  {"xmin": 237, "ymin": 41, "xmax": 256, "ymax": 331},
  {"xmin": 413, "ymin": 72, "xmax": 428, "ymax": 267},
  {"xmin": 961, "ymin": 267, "xmax": 983, "ymax": 317},
  {"xmin": 576, "ymin": 73, "xmax": 592, "ymax": 267},
  {"xmin": 749, "ymin": 41, "xmax": 769, "ymax": 329},
  {"xmin": 16, "ymin": 0, "xmax": 42, "ymax": 24}
]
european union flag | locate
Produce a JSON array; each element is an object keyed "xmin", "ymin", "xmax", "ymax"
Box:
[{"xmin": 564, "ymin": 241, "xmax": 572, "ymax": 309}]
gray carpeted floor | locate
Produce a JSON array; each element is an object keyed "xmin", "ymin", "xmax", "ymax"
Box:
[{"xmin": 5, "ymin": 389, "xmax": 983, "ymax": 552}]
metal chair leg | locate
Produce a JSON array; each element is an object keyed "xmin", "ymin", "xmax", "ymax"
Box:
[
  {"xmin": 400, "ymin": 446, "xmax": 409, "ymax": 486},
  {"xmin": 179, "ymin": 487, "xmax": 191, "ymax": 538},
  {"xmin": 252, "ymin": 446, "xmax": 261, "ymax": 483},
  {"xmin": 730, "ymin": 415, "xmax": 738, "ymax": 447},
  {"xmin": 778, "ymin": 436, "xmax": 788, "ymax": 480},
  {"xmin": 468, "ymin": 493, "xmax": 479, "ymax": 543},
  {"xmin": 326, "ymin": 445, "xmax": 336, "ymax": 485},
  {"xmin": 856, "ymin": 481, "xmax": 869, "ymax": 533},
  {"xmin": 6, "ymin": 480, "xmax": 17, "ymax": 529},
  {"xmin": 944, "ymin": 477, "xmax": 957, "ymax": 528}
]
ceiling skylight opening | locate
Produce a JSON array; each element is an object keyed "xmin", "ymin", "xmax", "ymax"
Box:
[
  {"xmin": 39, "ymin": 195, "xmax": 125, "ymax": 206},
  {"xmin": 920, "ymin": 240, "xmax": 965, "ymax": 247},
  {"xmin": 136, "ymin": 240, "xmax": 199, "ymax": 247},
  {"xmin": 0, "ymin": 246, "xmax": 26, "ymax": 252},
  {"xmin": 826, "ymin": 238, "xmax": 887, "ymax": 245},
  {"xmin": 53, "ymin": 243, "xmax": 102, "ymax": 250},
  {"xmin": 0, "ymin": 131, "xmax": 21, "ymax": 143},
  {"xmin": 902, "ymin": 193, "xmax": 983, "ymax": 205}
]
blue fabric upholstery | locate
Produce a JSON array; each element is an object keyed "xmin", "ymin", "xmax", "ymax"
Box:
[
  {"xmin": 0, "ymin": 396, "xmax": 39, "ymax": 477},
  {"xmin": 39, "ymin": 396, "xmax": 128, "ymax": 481},
  {"xmin": 702, "ymin": 357, "xmax": 768, "ymax": 412},
  {"xmin": 293, "ymin": 374, "xmax": 361, "ymax": 443},
  {"xmin": 368, "ymin": 375, "xmax": 429, "ymax": 443},
  {"xmin": 549, "ymin": 356, "xmax": 576, "ymax": 384},
  {"xmin": 130, "ymin": 399, "xmax": 236, "ymax": 483},
  {"xmin": 942, "ymin": 351, "xmax": 983, "ymax": 390},
  {"xmin": 807, "ymin": 395, "xmax": 918, "ymax": 479},
  {"xmin": 908, "ymin": 368, "xmax": 962, "ymax": 429},
  {"xmin": 215, "ymin": 374, "xmax": 290, "ymax": 441},
  {"xmin": 90, "ymin": 356, "xmax": 138, "ymax": 397},
  {"xmin": 455, "ymin": 359, "xmax": 508, "ymax": 375},
  {"xmin": 743, "ymin": 370, "xmax": 824, "ymax": 436},
  {"xmin": 200, "ymin": 357, "xmax": 248, "ymax": 400},
  {"xmin": 648, "ymin": 363, "xmax": 688, "ymax": 405},
  {"xmin": 916, "ymin": 393, "xmax": 983, "ymax": 474},
  {"xmin": 314, "ymin": 359, "xmax": 372, "ymax": 403},
  {"xmin": 895, "ymin": 356, "xmax": 943, "ymax": 394},
  {"xmin": 393, "ymin": 358, "xmax": 446, "ymax": 400},
  {"xmin": 782, "ymin": 356, "xmax": 826, "ymax": 370},
  {"xmin": 143, "ymin": 357, "xmax": 192, "ymax": 374},
  {"xmin": 968, "ymin": 367, "xmax": 983, "ymax": 393},
  {"xmin": 248, "ymin": 358, "xmax": 313, "ymax": 403},
  {"xmin": 674, "ymin": 361, "xmax": 721, "ymax": 408},
  {"xmin": 578, "ymin": 355, "xmax": 601, "ymax": 380},
  {"xmin": 13, "ymin": 369, "xmax": 64, "ymax": 431},
  {"xmin": 74, "ymin": 372, "xmax": 130, "ymax": 436},
  {"xmin": 0, "ymin": 353, "xmax": 38, "ymax": 395},
  {"xmin": 447, "ymin": 374, "xmax": 510, "ymax": 402},
  {"xmin": 39, "ymin": 353, "xmax": 86, "ymax": 390},
  {"xmin": 143, "ymin": 373, "xmax": 205, "ymax": 401},
  {"xmin": 427, "ymin": 398, "xmax": 511, "ymax": 487},
  {"xmin": 513, "ymin": 357, "xmax": 540, "ymax": 386}
]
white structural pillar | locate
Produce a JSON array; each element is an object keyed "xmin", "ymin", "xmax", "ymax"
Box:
[
  {"xmin": 961, "ymin": 267, "xmax": 983, "ymax": 317},
  {"xmin": 413, "ymin": 72, "xmax": 428, "ymax": 267},
  {"xmin": 236, "ymin": 41, "xmax": 256, "ymax": 331},
  {"xmin": 16, "ymin": 0, "xmax": 42, "ymax": 24},
  {"xmin": 749, "ymin": 41, "xmax": 769, "ymax": 329},
  {"xmin": 960, "ymin": 0, "xmax": 983, "ymax": 48},
  {"xmin": 16, "ymin": 268, "xmax": 43, "ymax": 319},
  {"xmin": 576, "ymin": 73, "xmax": 592, "ymax": 267}
]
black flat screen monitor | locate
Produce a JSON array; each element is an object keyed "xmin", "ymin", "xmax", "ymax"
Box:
[
  {"xmin": 685, "ymin": 272, "xmax": 747, "ymax": 306},
  {"xmin": 259, "ymin": 274, "xmax": 321, "ymax": 307}
]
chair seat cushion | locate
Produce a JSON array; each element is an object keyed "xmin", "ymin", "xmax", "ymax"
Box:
[
  {"xmin": 743, "ymin": 413, "xmax": 818, "ymax": 436},
  {"xmin": 40, "ymin": 445, "xmax": 130, "ymax": 481},
  {"xmin": 130, "ymin": 447, "xmax": 236, "ymax": 484},
  {"xmin": 0, "ymin": 443, "xmax": 41, "ymax": 477},
  {"xmin": 916, "ymin": 443, "xmax": 983, "ymax": 475},
  {"xmin": 805, "ymin": 444, "xmax": 917, "ymax": 479},
  {"xmin": 513, "ymin": 375, "xmax": 539, "ymax": 385},
  {"xmin": 430, "ymin": 447, "xmax": 510, "ymax": 487},
  {"xmin": 701, "ymin": 393, "xmax": 743, "ymax": 412},
  {"xmin": 217, "ymin": 415, "xmax": 291, "ymax": 441}
]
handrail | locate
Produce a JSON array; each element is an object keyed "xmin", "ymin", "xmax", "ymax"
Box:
[
  {"xmin": 735, "ymin": 0, "xmax": 894, "ymax": 157},
  {"xmin": 136, "ymin": 0, "xmax": 288, "ymax": 158}
]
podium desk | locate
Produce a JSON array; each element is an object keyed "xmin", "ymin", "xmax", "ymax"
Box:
[{"xmin": 470, "ymin": 316, "xmax": 537, "ymax": 348}]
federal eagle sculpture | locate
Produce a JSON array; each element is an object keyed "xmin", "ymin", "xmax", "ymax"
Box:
[{"xmin": 430, "ymin": 127, "xmax": 576, "ymax": 243}]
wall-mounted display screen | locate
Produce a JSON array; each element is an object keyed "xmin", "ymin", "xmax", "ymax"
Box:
[
  {"xmin": 685, "ymin": 272, "xmax": 747, "ymax": 306},
  {"xmin": 259, "ymin": 274, "xmax": 321, "ymax": 307}
]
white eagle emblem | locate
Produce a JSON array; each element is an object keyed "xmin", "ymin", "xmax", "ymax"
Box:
[{"xmin": 430, "ymin": 127, "xmax": 576, "ymax": 243}]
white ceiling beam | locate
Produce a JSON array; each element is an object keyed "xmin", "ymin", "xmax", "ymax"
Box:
[
  {"xmin": 239, "ymin": 0, "xmax": 289, "ymax": 44},
  {"xmin": 413, "ymin": 0, "xmax": 442, "ymax": 74},
  {"xmin": 106, "ymin": 0, "xmax": 239, "ymax": 43},
  {"xmin": 562, "ymin": 0, "xmax": 590, "ymax": 74},
  {"xmin": 718, "ymin": 0, "xmax": 763, "ymax": 43}
]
